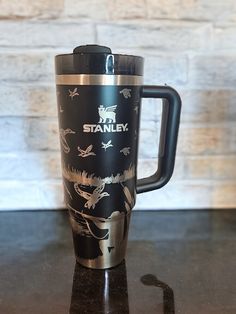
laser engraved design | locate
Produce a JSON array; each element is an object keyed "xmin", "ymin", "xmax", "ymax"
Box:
[
  {"xmin": 68, "ymin": 207, "xmax": 109, "ymax": 241},
  {"xmin": 85, "ymin": 218, "xmax": 109, "ymax": 240},
  {"xmin": 101, "ymin": 140, "xmax": 113, "ymax": 151},
  {"xmin": 83, "ymin": 103, "xmax": 128, "ymax": 133},
  {"xmin": 134, "ymin": 106, "xmax": 138, "ymax": 114},
  {"xmin": 120, "ymin": 88, "xmax": 131, "ymax": 99},
  {"xmin": 62, "ymin": 164, "xmax": 135, "ymax": 187},
  {"xmin": 122, "ymin": 184, "xmax": 135, "ymax": 212},
  {"xmin": 120, "ymin": 147, "xmax": 131, "ymax": 156},
  {"xmin": 68, "ymin": 205, "xmax": 128, "ymax": 249},
  {"xmin": 74, "ymin": 183, "xmax": 109, "ymax": 209},
  {"xmin": 78, "ymin": 145, "xmax": 96, "ymax": 158},
  {"xmin": 60, "ymin": 128, "xmax": 75, "ymax": 153},
  {"xmin": 83, "ymin": 123, "xmax": 128, "ymax": 133},
  {"xmin": 98, "ymin": 105, "xmax": 117, "ymax": 123},
  {"xmin": 59, "ymin": 106, "xmax": 64, "ymax": 113},
  {"xmin": 69, "ymin": 87, "xmax": 79, "ymax": 99}
]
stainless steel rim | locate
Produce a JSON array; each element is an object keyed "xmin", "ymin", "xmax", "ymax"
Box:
[{"xmin": 56, "ymin": 74, "xmax": 143, "ymax": 85}]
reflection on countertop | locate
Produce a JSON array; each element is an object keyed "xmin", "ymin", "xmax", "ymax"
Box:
[
  {"xmin": 0, "ymin": 210, "xmax": 236, "ymax": 313},
  {"xmin": 70, "ymin": 261, "xmax": 129, "ymax": 314},
  {"xmin": 70, "ymin": 261, "xmax": 175, "ymax": 314}
]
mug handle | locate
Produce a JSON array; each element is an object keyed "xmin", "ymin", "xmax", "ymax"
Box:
[{"xmin": 137, "ymin": 86, "xmax": 182, "ymax": 193}]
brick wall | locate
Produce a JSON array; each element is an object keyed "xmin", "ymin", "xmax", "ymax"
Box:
[{"xmin": 0, "ymin": 0, "xmax": 236, "ymax": 210}]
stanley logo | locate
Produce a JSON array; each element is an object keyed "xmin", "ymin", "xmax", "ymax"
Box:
[
  {"xmin": 83, "ymin": 123, "xmax": 128, "ymax": 133},
  {"xmin": 83, "ymin": 105, "xmax": 129, "ymax": 133}
]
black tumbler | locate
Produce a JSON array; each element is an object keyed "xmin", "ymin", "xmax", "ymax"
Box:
[{"xmin": 55, "ymin": 45, "xmax": 181, "ymax": 269}]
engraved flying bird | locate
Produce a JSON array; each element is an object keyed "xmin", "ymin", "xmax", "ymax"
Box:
[
  {"xmin": 69, "ymin": 88, "xmax": 79, "ymax": 99},
  {"xmin": 120, "ymin": 88, "xmax": 131, "ymax": 99},
  {"xmin": 120, "ymin": 147, "xmax": 131, "ymax": 156},
  {"xmin": 78, "ymin": 144, "xmax": 96, "ymax": 157},
  {"xmin": 101, "ymin": 140, "xmax": 113, "ymax": 151},
  {"xmin": 74, "ymin": 183, "xmax": 109, "ymax": 209}
]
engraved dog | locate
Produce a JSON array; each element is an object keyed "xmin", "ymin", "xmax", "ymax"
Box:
[{"xmin": 98, "ymin": 105, "xmax": 117, "ymax": 123}]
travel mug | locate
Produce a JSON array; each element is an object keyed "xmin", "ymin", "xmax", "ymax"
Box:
[{"xmin": 55, "ymin": 45, "xmax": 181, "ymax": 269}]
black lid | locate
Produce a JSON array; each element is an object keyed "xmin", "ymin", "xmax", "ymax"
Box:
[{"xmin": 55, "ymin": 44, "xmax": 144, "ymax": 76}]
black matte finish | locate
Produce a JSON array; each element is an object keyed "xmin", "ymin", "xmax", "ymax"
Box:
[
  {"xmin": 73, "ymin": 44, "xmax": 112, "ymax": 54},
  {"xmin": 57, "ymin": 83, "xmax": 141, "ymax": 218},
  {"xmin": 1, "ymin": 210, "xmax": 236, "ymax": 314}
]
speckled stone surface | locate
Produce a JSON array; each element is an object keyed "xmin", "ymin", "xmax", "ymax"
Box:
[{"xmin": 0, "ymin": 210, "xmax": 236, "ymax": 313}]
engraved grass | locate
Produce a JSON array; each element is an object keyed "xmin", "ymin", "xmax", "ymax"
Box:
[{"xmin": 62, "ymin": 163, "xmax": 135, "ymax": 187}]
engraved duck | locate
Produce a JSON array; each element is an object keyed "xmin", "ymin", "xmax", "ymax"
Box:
[
  {"xmin": 74, "ymin": 183, "xmax": 109, "ymax": 209},
  {"xmin": 69, "ymin": 87, "xmax": 79, "ymax": 99}
]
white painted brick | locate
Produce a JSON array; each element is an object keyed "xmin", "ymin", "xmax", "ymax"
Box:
[
  {"xmin": 0, "ymin": 117, "xmax": 60, "ymax": 152},
  {"xmin": 135, "ymin": 180, "xmax": 212, "ymax": 209},
  {"xmin": 38, "ymin": 181, "xmax": 64, "ymax": 209},
  {"xmin": 0, "ymin": 181, "xmax": 63, "ymax": 210},
  {"xmin": 27, "ymin": 118, "xmax": 60, "ymax": 151},
  {"xmin": 0, "ymin": 118, "xmax": 28, "ymax": 151},
  {"xmin": 178, "ymin": 126, "xmax": 235, "ymax": 155},
  {"xmin": 0, "ymin": 152, "xmax": 61, "ymax": 180},
  {"xmin": 0, "ymin": 21, "xmax": 94, "ymax": 47},
  {"xmin": 229, "ymin": 127, "xmax": 236, "ymax": 152},
  {"xmin": 0, "ymin": 52, "xmax": 54, "ymax": 82},
  {"xmin": 64, "ymin": 0, "xmax": 109, "ymax": 19},
  {"xmin": 0, "ymin": 85, "xmax": 57, "ymax": 117},
  {"xmin": 185, "ymin": 156, "xmax": 236, "ymax": 180},
  {"xmin": 0, "ymin": 0, "xmax": 64, "ymax": 18},
  {"xmin": 182, "ymin": 1, "xmax": 236, "ymax": 22},
  {"xmin": 137, "ymin": 157, "xmax": 184, "ymax": 180},
  {"xmin": 96, "ymin": 21, "xmax": 212, "ymax": 51},
  {"xmin": 212, "ymin": 182, "xmax": 236, "ymax": 208},
  {"xmin": 140, "ymin": 98, "xmax": 162, "ymax": 122},
  {"xmin": 138, "ymin": 121, "xmax": 159, "ymax": 158},
  {"xmin": 146, "ymin": 0, "xmax": 179, "ymax": 19},
  {"xmin": 188, "ymin": 55, "xmax": 236, "ymax": 88},
  {"xmin": 220, "ymin": 94, "xmax": 236, "ymax": 121},
  {"xmin": 143, "ymin": 54, "xmax": 188, "ymax": 85},
  {"xmin": 0, "ymin": 181, "xmax": 41, "ymax": 210},
  {"xmin": 147, "ymin": 0, "xmax": 236, "ymax": 22},
  {"xmin": 180, "ymin": 89, "xmax": 236, "ymax": 123},
  {"xmin": 137, "ymin": 159, "xmax": 157, "ymax": 179},
  {"xmin": 109, "ymin": 0, "xmax": 146, "ymax": 19},
  {"xmin": 65, "ymin": 0, "xmax": 146, "ymax": 20},
  {"xmin": 214, "ymin": 26, "xmax": 236, "ymax": 50}
]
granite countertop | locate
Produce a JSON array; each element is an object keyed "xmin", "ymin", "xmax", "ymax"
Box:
[{"xmin": 0, "ymin": 210, "xmax": 236, "ymax": 314}]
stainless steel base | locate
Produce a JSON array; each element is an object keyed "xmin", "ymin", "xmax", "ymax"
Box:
[{"xmin": 69, "ymin": 210, "xmax": 131, "ymax": 269}]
